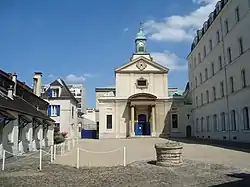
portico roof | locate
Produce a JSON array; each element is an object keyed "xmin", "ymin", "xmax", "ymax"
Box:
[{"xmin": 128, "ymin": 93, "xmax": 157, "ymax": 101}]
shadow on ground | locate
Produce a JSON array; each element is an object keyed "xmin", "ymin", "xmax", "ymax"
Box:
[
  {"xmin": 167, "ymin": 137, "xmax": 250, "ymax": 153},
  {"xmin": 210, "ymin": 173, "xmax": 250, "ymax": 187}
]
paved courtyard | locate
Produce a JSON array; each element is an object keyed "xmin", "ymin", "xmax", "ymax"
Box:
[
  {"xmin": 0, "ymin": 138, "xmax": 250, "ymax": 186},
  {"xmin": 54, "ymin": 138, "xmax": 250, "ymax": 169}
]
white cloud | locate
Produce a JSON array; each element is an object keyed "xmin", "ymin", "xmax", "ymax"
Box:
[
  {"xmin": 65, "ymin": 74, "xmax": 86, "ymax": 84},
  {"xmin": 151, "ymin": 51, "xmax": 187, "ymax": 71},
  {"xmin": 123, "ymin": 28, "xmax": 129, "ymax": 32},
  {"xmin": 48, "ymin": 74, "xmax": 54, "ymax": 78},
  {"xmin": 144, "ymin": 0, "xmax": 218, "ymax": 42}
]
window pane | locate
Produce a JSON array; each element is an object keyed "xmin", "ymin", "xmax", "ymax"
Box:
[
  {"xmin": 205, "ymin": 68, "xmax": 208, "ymax": 80},
  {"xmin": 220, "ymin": 82, "xmax": 224, "ymax": 97},
  {"xmin": 227, "ymin": 47, "xmax": 232, "ymax": 63},
  {"xmin": 217, "ymin": 31, "xmax": 220, "ymax": 43},
  {"xmin": 230, "ymin": 77, "xmax": 234, "ymax": 93},
  {"xmin": 211, "ymin": 63, "xmax": 215, "ymax": 75},
  {"xmin": 206, "ymin": 90, "xmax": 209, "ymax": 103},
  {"xmin": 138, "ymin": 47, "xmax": 144, "ymax": 52},
  {"xmin": 221, "ymin": 113, "xmax": 226, "ymax": 131},
  {"xmin": 137, "ymin": 80, "xmax": 146, "ymax": 86},
  {"xmin": 213, "ymin": 115, "xmax": 217, "ymax": 131},
  {"xmin": 172, "ymin": 114, "xmax": 178, "ymax": 128},
  {"xmin": 209, "ymin": 40, "xmax": 213, "ymax": 50},
  {"xmin": 219, "ymin": 56, "xmax": 222, "ymax": 70},
  {"xmin": 201, "ymin": 118, "xmax": 204, "ymax": 132},
  {"xmin": 243, "ymin": 107, "xmax": 250, "ymax": 130},
  {"xmin": 239, "ymin": 38, "xmax": 243, "ymax": 54},
  {"xmin": 213, "ymin": 87, "xmax": 216, "ymax": 100},
  {"xmin": 231, "ymin": 110, "xmax": 236, "ymax": 131},
  {"xmin": 235, "ymin": 7, "xmax": 240, "ymax": 22},
  {"xmin": 241, "ymin": 69, "xmax": 246, "ymax": 88},
  {"xmin": 106, "ymin": 115, "xmax": 112, "ymax": 129},
  {"xmin": 206, "ymin": 116, "xmax": 210, "ymax": 132}
]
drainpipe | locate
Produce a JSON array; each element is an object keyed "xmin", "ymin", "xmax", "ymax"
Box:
[{"xmin": 219, "ymin": 16, "xmax": 231, "ymax": 141}]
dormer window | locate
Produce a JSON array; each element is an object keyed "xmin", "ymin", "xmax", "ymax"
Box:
[
  {"xmin": 136, "ymin": 77, "xmax": 148, "ymax": 89},
  {"xmin": 50, "ymin": 88, "xmax": 59, "ymax": 97}
]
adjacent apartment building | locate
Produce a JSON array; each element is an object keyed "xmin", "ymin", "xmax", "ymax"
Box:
[
  {"xmin": 67, "ymin": 84, "xmax": 86, "ymax": 115},
  {"xmin": 187, "ymin": 0, "xmax": 250, "ymax": 142},
  {"xmin": 41, "ymin": 79, "xmax": 79, "ymax": 138}
]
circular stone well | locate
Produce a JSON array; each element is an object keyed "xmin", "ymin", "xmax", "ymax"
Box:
[{"xmin": 155, "ymin": 141, "xmax": 183, "ymax": 167}]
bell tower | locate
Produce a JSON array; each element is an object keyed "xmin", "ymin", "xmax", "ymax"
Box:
[{"xmin": 135, "ymin": 23, "xmax": 147, "ymax": 54}]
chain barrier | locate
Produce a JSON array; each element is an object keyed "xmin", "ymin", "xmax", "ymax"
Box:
[
  {"xmin": 1, "ymin": 137, "xmax": 80, "ymax": 171},
  {"xmin": 79, "ymin": 147, "xmax": 122, "ymax": 154},
  {"xmin": 76, "ymin": 146, "xmax": 127, "ymax": 168}
]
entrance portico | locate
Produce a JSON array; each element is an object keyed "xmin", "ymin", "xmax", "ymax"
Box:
[{"xmin": 128, "ymin": 93, "xmax": 156, "ymax": 137}]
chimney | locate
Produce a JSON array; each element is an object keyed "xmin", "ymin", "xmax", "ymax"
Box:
[
  {"xmin": 8, "ymin": 85, "xmax": 14, "ymax": 100},
  {"xmin": 33, "ymin": 72, "xmax": 42, "ymax": 97},
  {"xmin": 12, "ymin": 72, "xmax": 17, "ymax": 96}
]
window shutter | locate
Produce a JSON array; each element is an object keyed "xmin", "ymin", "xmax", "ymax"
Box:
[
  {"xmin": 49, "ymin": 89, "xmax": 52, "ymax": 97},
  {"xmin": 48, "ymin": 105, "xmax": 51, "ymax": 116},
  {"xmin": 57, "ymin": 105, "xmax": 60, "ymax": 116}
]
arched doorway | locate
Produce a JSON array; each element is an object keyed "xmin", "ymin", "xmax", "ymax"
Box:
[
  {"xmin": 128, "ymin": 93, "xmax": 157, "ymax": 137},
  {"xmin": 135, "ymin": 114, "xmax": 150, "ymax": 136},
  {"xmin": 186, "ymin": 125, "xmax": 192, "ymax": 138}
]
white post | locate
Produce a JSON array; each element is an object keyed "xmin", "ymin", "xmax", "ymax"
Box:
[
  {"xmin": 131, "ymin": 106, "xmax": 135, "ymax": 136},
  {"xmin": 123, "ymin": 146, "xmax": 126, "ymax": 167},
  {"xmin": 76, "ymin": 148, "xmax": 80, "ymax": 169},
  {"xmin": 53, "ymin": 144, "xmax": 56, "ymax": 160},
  {"xmin": 68, "ymin": 139, "xmax": 70, "ymax": 151},
  {"xmin": 50, "ymin": 145, "xmax": 53, "ymax": 163},
  {"xmin": 60, "ymin": 143, "xmax": 63, "ymax": 155},
  {"xmin": 39, "ymin": 148, "xmax": 42, "ymax": 171},
  {"xmin": 63, "ymin": 142, "xmax": 65, "ymax": 153},
  {"xmin": 73, "ymin": 138, "xmax": 75, "ymax": 148},
  {"xmin": 2, "ymin": 150, "xmax": 5, "ymax": 171}
]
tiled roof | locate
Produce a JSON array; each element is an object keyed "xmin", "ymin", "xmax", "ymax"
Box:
[
  {"xmin": 0, "ymin": 94, "xmax": 54, "ymax": 122},
  {"xmin": 41, "ymin": 79, "xmax": 78, "ymax": 103}
]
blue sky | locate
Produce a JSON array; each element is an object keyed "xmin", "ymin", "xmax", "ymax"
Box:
[{"xmin": 0, "ymin": 0, "xmax": 217, "ymax": 107}]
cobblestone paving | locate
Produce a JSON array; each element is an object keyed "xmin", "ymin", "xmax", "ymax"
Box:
[{"xmin": 0, "ymin": 159, "xmax": 250, "ymax": 187}]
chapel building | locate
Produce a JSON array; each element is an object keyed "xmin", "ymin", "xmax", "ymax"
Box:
[{"xmin": 96, "ymin": 26, "xmax": 191, "ymax": 139}]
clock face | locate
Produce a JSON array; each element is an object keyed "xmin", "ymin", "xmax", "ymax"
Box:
[{"xmin": 138, "ymin": 42, "xmax": 144, "ymax": 47}]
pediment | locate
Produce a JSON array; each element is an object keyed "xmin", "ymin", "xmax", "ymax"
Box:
[{"xmin": 115, "ymin": 56, "xmax": 169, "ymax": 73}]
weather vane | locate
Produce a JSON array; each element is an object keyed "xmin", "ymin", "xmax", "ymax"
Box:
[{"xmin": 139, "ymin": 21, "xmax": 144, "ymax": 30}]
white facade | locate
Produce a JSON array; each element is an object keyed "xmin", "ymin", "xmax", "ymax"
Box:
[
  {"xmin": 84, "ymin": 108, "xmax": 96, "ymax": 122},
  {"xmin": 46, "ymin": 99, "xmax": 78, "ymax": 138},
  {"xmin": 67, "ymin": 84, "xmax": 86, "ymax": 114},
  {"xmin": 96, "ymin": 27, "xmax": 190, "ymax": 139},
  {"xmin": 188, "ymin": 0, "xmax": 250, "ymax": 142},
  {"xmin": 43, "ymin": 79, "xmax": 79, "ymax": 139}
]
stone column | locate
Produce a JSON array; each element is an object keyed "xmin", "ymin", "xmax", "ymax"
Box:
[
  {"xmin": 130, "ymin": 106, "xmax": 135, "ymax": 136},
  {"xmin": 151, "ymin": 105, "xmax": 156, "ymax": 136}
]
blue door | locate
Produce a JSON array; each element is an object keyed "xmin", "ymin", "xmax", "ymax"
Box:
[
  {"xmin": 135, "ymin": 114, "xmax": 147, "ymax": 135},
  {"xmin": 81, "ymin": 129, "xmax": 97, "ymax": 139}
]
